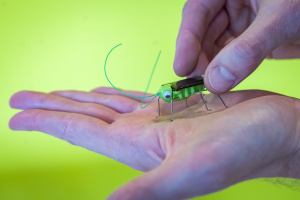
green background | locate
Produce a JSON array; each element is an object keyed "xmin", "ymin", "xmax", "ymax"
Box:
[{"xmin": 1, "ymin": 0, "xmax": 300, "ymax": 199}]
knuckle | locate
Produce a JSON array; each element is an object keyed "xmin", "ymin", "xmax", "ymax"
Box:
[
  {"xmin": 61, "ymin": 114, "xmax": 77, "ymax": 145},
  {"xmin": 230, "ymin": 39, "xmax": 265, "ymax": 63},
  {"xmin": 285, "ymin": 1, "xmax": 300, "ymax": 39},
  {"xmin": 269, "ymin": 0, "xmax": 300, "ymax": 40}
]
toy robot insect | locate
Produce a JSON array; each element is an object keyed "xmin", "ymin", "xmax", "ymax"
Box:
[
  {"xmin": 156, "ymin": 76, "xmax": 228, "ymax": 121},
  {"xmin": 104, "ymin": 43, "xmax": 228, "ymax": 121}
]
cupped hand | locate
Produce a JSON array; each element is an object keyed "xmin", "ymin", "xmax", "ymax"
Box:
[
  {"xmin": 174, "ymin": 0, "xmax": 300, "ymax": 93},
  {"xmin": 9, "ymin": 88, "xmax": 300, "ymax": 200}
]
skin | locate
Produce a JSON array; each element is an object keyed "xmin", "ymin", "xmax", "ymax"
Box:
[
  {"xmin": 174, "ymin": 0, "xmax": 300, "ymax": 93},
  {"xmin": 9, "ymin": 88, "xmax": 300, "ymax": 200}
]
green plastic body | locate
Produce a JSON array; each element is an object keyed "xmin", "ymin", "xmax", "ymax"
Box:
[{"xmin": 158, "ymin": 81, "xmax": 206, "ymax": 103}]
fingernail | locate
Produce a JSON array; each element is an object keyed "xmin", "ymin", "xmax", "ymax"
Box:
[{"xmin": 208, "ymin": 65, "xmax": 236, "ymax": 91}]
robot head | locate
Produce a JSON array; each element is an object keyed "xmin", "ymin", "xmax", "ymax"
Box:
[{"xmin": 158, "ymin": 84, "xmax": 173, "ymax": 103}]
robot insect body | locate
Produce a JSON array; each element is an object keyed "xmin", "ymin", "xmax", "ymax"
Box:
[
  {"xmin": 104, "ymin": 43, "xmax": 227, "ymax": 121},
  {"xmin": 156, "ymin": 76, "xmax": 227, "ymax": 121}
]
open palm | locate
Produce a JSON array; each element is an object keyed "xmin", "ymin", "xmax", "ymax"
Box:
[{"xmin": 9, "ymin": 87, "xmax": 300, "ymax": 200}]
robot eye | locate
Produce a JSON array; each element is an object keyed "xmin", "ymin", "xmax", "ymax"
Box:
[{"xmin": 163, "ymin": 91, "xmax": 171, "ymax": 99}]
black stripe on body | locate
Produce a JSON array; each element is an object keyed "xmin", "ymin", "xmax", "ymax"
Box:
[{"xmin": 172, "ymin": 77, "xmax": 204, "ymax": 91}]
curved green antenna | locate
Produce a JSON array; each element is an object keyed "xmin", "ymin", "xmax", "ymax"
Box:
[{"xmin": 104, "ymin": 43, "xmax": 161, "ymax": 109}]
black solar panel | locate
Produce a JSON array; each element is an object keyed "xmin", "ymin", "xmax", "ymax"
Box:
[{"xmin": 175, "ymin": 77, "xmax": 204, "ymax": 90}]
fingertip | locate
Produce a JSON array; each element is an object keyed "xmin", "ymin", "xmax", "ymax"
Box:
[
  {"xmin": 49, "ymin": 91, "xmax": 60, "ymax": 95},
  {"xmin": 9, "ymin": 95, "xmax": 16, "ymax": 108},
  {"xmin": 9, "ymin": 115, "xmax": 17, "ymax": 130},
  {"xmin": 174, "ymin": 30, "xmax": 201, "ymax": 77},
  {"xmin": 9, "ymin": 90, "xmax": 31, "ymax": 108},
  {"xmin": 204, "ymin": 65, "xmax": 237, "ymax": 94},
  {"xmin": 9, "ymin": 109, "xmax": 39, "ymax": 131},
  {"xmin": 90, "ymin": 88, "xmax": 100, "ymax": 93},
  {"xmin": 9, "ymin": 112, "xmax": 25, "ymax": 131},
  {"xmin": 90, "ymin": 87, "xmax": 111, "ymax": 93},
  {"xmin": 173, "ymin": 62, "xmax": 188, "ymax": 77}
]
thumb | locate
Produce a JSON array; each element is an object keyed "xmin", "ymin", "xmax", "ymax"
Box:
[
  {"xmin": 204, "ymin": 1, "xmax": 299, "ymax": 93},
  {"xmin": 107, "ymin": 160, "xmax": 187, "ymax": 200},
  {"xmin": 107, "ymin": 156, "xmax": 213, "ymax": 200}
]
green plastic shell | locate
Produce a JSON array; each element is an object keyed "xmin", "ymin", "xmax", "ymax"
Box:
[{"xmin": 158, "ymin": 81, "xmax": 206, "ymax": 103}]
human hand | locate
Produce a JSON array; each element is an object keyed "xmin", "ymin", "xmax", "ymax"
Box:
[
  {"xmin": 174, "ymin": 0, "xmax": 300, "ymax": 93},
  {"xmin": 9, "ymin": 88, "xmax": 300, "ymax": 200}
]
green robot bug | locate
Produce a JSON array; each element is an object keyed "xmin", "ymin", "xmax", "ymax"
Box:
[
  {"xmin": 104, "ymin": 43, "xmax": 228, "ymax": 121},
  {"xmin": 156, "ymin": 76, "xmax": 227, "ymax": 121}
]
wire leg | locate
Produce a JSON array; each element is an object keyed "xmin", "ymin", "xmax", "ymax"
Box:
[
  {"xmin": 200, "ymin": 91, "xmax": 212, "ymax": 111},
  {"xmin": 155, "ymin": 97, "xmax": 161, "ymax": 118},
  {"xmin": 185, "ymin": 99, "xmax": 188, "ymax": 107},
  {"xmin": 171, "ymin": 99, "xmax": 173, "ymax": 122},
  {"xmin": 218, "ymin": 94, "xmax": 228, "ymax": 108}
]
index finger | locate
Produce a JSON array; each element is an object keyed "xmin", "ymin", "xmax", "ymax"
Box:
[
  {"xmin": 174, "ymin": 0, "xmax": 225, "ymax": 76},
  {"xmin": 9, "ymin": 109, "xmax": 110, "ymax": 155}
]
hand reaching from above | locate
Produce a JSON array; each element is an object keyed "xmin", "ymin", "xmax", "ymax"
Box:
[
  {"xmin": 9, "ymin": 88, "xmax": 300, "ymax": 200},
  {"xmin": 174, "ymin": 0, "xmax": 300, "ymax": 93}
]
